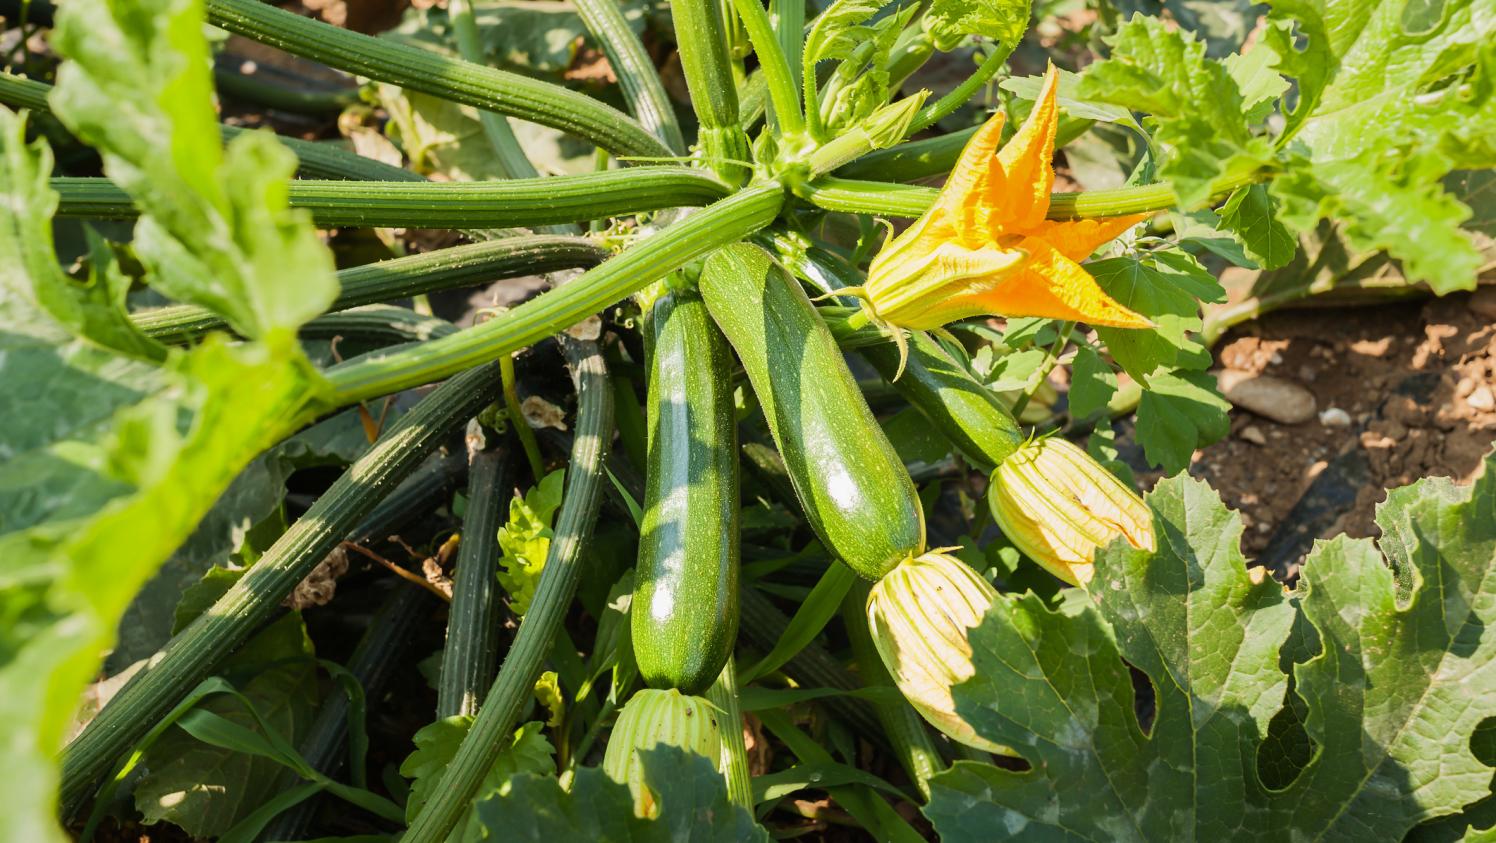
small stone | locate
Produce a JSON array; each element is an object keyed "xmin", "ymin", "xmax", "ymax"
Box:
[
  {"xmin": 1468, "ymin": 385, "xmax": 1496, "ymax": 411},
  {"xmin": 1239, "ymin": 425, "xmax": 1267, "ymax": 445},
  {"xmin": 1216, "ymin": 369, "xmax": 1318, "ymax": 424},
  {"xmin": 1349, "ymin": 337, "xmax": 1393, "ymax": 357},
  {"xmin": 1256, "ymin": 522, "xmax": 1273, "ymax": 534},
  {"xmin": 1319, "ymin": 407, "xmax": 1352, "ymax": 427},
  {"xmin": 1470, "ymin": 287, "xmax": 1496, "ymax": 321}
]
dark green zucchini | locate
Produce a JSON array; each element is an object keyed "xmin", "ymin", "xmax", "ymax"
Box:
[
  {"xmin": 699, "ymin": 243, "xmax": 924, "ymax": 581},
  {"xmin": 633, "ymin": 289, "xmax": 740, "ymax": 694},
  {"xmin": 858, "ymin": 332, "xmax": 1024, "ymax": 472}
]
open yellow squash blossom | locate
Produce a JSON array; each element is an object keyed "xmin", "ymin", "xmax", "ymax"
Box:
[{"xmin": 862, "ymin": 67, "xmax": 1152, "ymax": 332}]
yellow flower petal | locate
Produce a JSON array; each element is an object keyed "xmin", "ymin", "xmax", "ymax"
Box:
[
  {"xmin": 972, "ymin": 236, "xmax": 1152, "ymax": 328},
  {"xmin": 988, "ymin": 65, "xmax": 1061, "ymax": 234}
]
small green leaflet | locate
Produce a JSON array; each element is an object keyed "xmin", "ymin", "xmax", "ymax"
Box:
[
  {"xmin": 475, "ymin": 746, "xmax": 770, "ymax": 841},
  {"xmin": 497, "ymin": 469, "xmax": 567, "ymax": 615},
  {"xmin": 923, "ymin": 0, "xmax": 1030, "ymax": 51},
  {"xmin": 401, "ymin": 716, "xmax": 555, "ymax": 843},
  {"xmin": 1091, "ymin": 248, "xmax": 1223, "ymax": 379},
  {"xmin": 926, "ymin": 452, "xmax": 1496, "ymax": 841},
  {"xmin": 1216, "ymin": 184, "xmax": 1295, "ymax": 270},
  {"xmin": 1077, "ymin": 14, "xmax": 1272, "ymax": 207}
]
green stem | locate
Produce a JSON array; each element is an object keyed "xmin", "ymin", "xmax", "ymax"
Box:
[
  {"xmin": 448, "ymin": 0, "xmax": 541, "ymax": 181},
  {"xmin": 843, "ymin": 581, "xmax": 943, "ymax": 801},
  {"xmin": 51, "ymin": 167, "xmax": 729, "ymax": 227},
  {"xmin": 132, "ymin": 235, "xmax": 608, "ymax": 343},
  {"xmin": 1010, "ymin": 321, "xmax": 1072, "ymax": 419},
  {"xmin": 404, "ymin": 338, "xmax": 612, "ymax": 843},
  {"xmin": 573, "ymin": 0, "xmax": 685, "ymax": 154},
  {"xmin": 59, "ymin": 365, "xmax": 503, "ymax": 814},
  {"xmin": 705, "ymin": 659, "xmax": 754, "ymax": 812},
  {"xmin": 670, "ymin": 0, "xmax": 751, "ymax": 183},
  {"xmin": 0, "ymin": 69, "xmax": 49, "ymax": 110},
  {"xmin": 438, "ymin": 444, "xmax": 511, "ymax": 719},
  {"xmin": 301, "ymin": 305, "xmax": 458, "ymax": 347},
  {"xmin": 801, "ymin": 166, "xmax": 1268, "ymax": 219},
  {"xmin": 204, "ymin": 0, "xmax": 670, "ymax": 160},
  {"xmin": 322, "ymin": 184, "xmax": 784, "ymax": 407},
  {"xmin": 835, "ymin": 125, "xmax": 976, "ymax": 181},
  {"xmin": 907, "ymin": 42, "xmax": 1013, "ymax": 135},
  {"xmin": 727, "ymin": 0, "xmax": 805, "ymax": 136},
  {"xmin": 500, "ymin": 354, "xmax": 547, "ymax": 481}
]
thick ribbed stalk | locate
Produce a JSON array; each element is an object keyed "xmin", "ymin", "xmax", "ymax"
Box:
[
  {"xmin": 705, "ymin": 660, "xmax": 754, "ymax": 812},
  {"xmin": 133, "ymin": 236, "xmax": 609, "ymax": 343},
  {"xmin": 728, "ymin": 0, "xmax": 804, "ymax": 136},
  {"xmin": 323, "ymin": 184, "xmax": 785, "ymax": 406},
  {"xmin": 843, "ymin": 581, "xmax": 943, "ymax": 801},
  {"xmin": 801, "ymin": 167, "xmax": 1268, "ymax": 219},
  {"xmin": 51, "ymin": 168, "xmax": 728, "ymax": 227},
  {"xmin": 573, "ymin": 0, "xmax": 685, "ymax": 154},
  {"xmin": 301, "ymin": 305, "xmax": 458, "ymax": 347},
  {"xmin": 58, "ymin": 364, "xmax": 503, "ymax": 813},
  {"xmin": 204, "ymin": 0, "xmax": 669, "ymax": 160},
  {"xmin": 438, "ymin": 444, "xmax": 511, "ymax": 718},
  {"xmin": 447, "ymin": 0, "xmax": 541, "ymax": 181},
  {"xmin": 773, "ymin": 0, "xmax": 804, "ymax": 127},
  {"xmin": 260, "ymin": 585, "xmax": 432, "ymax": 842},
  {"xmin": 907, "ymin": 43, "xmax": 1013, "ymax": 135},
  {"xmin": 0, "ymin": 70, "xmax": 49, "ymax": 111},
  {"xmin": 0, "ymin": 70, "xmax": 418, "ymax": 182},
  {"xmin": 404, "ymin": 338, "xmax": 612, "ymax": 843},
  {"xmin": 670, "ymin": 0, "xmax": 750, "ymax": 183}
]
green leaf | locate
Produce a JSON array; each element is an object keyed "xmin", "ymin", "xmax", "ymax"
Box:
[
  {"xmin": 401, "ymin": 717, "xmax": 555, "ymax": 842},
  {"xmin": 133, "ymin": 613, "xmax": 318, "ymax": 837},
  {"xmin": 1068, "ymin": 344, "xmax": 1118, "ymax": 420},
  {"xmin": 0, "ymin": 0, "xmax": 336, "ymax": 836},
  {"xmin": 927, "ymin": 452, "xmax": 1496, "ymax": 839},
  {"xmin": 1222, "ymin": 42, "xmax": 1288, "ymax": 123},
  {"xmin": 1076, "ymin": 14, "xmax": 1271, "ymax": 206},
  {"xmin": 1134, "ymin": 369, "xmax": 1230, "ymax": 473},
  {"xmin": 1264, "ymin": 0, "xmax": 1496, "ymax": 292},
  {"xmin": 474, "ymin": 746, "xmax": 770, "ymax": 841},
  {"xmin": 51, "ymin": 0, "xmax": 337, "ymax": 338},
  {"xmin": 1000, "ymin": 69, "xmax": 1136, "ymax": 125},
  {"xmin": 923, "ymin": 0, "xmax": 1030, "ymax": 51},
  {"xmin": 497, "ymin": 469, "xmax": 567, "ymax": 615},
  {"xmin": 1091, "ymin": 248, "xmax": 1224, "ymax": 380},
  {"xmin": 1217, "ymin": 184, "xmax": 1295, "ymax": 270}
]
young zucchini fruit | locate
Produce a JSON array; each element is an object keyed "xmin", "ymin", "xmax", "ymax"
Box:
[
  {"xmin": 699, "ymin": 243, "xmax": 924, "ymax": 581},
  {"xmin": 858, "ymin": 330, "xmax": 1023, "ymax": 472},
  {"xmin": 632, "ymin": 290, "xmax": 740, "ymax": 694}
]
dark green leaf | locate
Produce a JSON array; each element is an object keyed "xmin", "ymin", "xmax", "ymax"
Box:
[
  {"xmin": 1091, "ymin": 248, "xmax": 1224, "ymax": 380},
  {"xmin": 1068, "ymin": 344, "xmax": 1118, "ymax": 419},
  {"xmin": 1134, "ymin": 369, "xmax": 1230, "ymax": 473},
  {"xmin": 1218, "ymin": 184, "xmax": 1295, "ymax": 270}
]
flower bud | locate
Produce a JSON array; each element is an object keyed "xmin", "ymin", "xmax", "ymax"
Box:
[
  {"xmin": 988, "ymin": 437, "xmax": 1154, "ymax": 585},
  {"xmin": 866, "ymin": 552, "xmax": 1006, "ymax": 753},
  {"xmin": 602, "ymin": 688, "xmax": 724, "ymax": 817}
]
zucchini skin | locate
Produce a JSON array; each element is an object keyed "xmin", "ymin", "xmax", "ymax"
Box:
[
  {"xmin": 699, "ymin": 243, "xmax": 924, "ymax": 581},
  {"xmin": 858, "ymin": 333, "xmax": 1023, "ymax": 471},
  {"xmin": 633, "ymin": 290, "xmax": 740, "ymax": 694}
]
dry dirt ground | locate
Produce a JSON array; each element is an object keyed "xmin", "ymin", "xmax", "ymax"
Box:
[{"xmin": 1178, "ymin": 290, "xmax": 1496, "ymax": 578}]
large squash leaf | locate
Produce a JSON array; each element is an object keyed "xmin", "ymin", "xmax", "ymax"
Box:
[
  {"xmin": 927, "ymin": 452, "xmax": 1496, "ymax": 840},
  {"xmin": 0, "ymin": 0, "xmax": 338, "ymax": 837}
]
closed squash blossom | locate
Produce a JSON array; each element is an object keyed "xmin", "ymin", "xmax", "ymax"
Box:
[
  {"xmin": 861, "ymin": 66, "xmax": 1151, "ymax": 332},
  {"xmin": 602, "ymin": 689, "xmax": 724, "ymax": 818},
  {"xmin": 988, "ymin": 437, "xmax": 1154, "ymax": 585},
  {"xmin": 865, "ymin": 552, "xmax": 1006, "ymax": 753}
]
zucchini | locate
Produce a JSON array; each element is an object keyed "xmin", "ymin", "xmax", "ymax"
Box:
[
  {"xmin": 633, "ymin": 290, "xmax": 740, "ymax": 694},
  {"xmin": 858, "ymin": 332, "xmax": 1023, "ymax": 471},
  {"xmin": 699, "ymin": 243, "xmax": 924, "ymax": 581}
]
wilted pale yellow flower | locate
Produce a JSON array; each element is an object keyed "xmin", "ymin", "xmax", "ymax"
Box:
[
  {"xmin": 988, "ymin": 437, "xmax": 1154, "ymax": 585},
  {"xmin": 866, "ymin": 552, "xmax": 1007, "ymax": 753},
  {"xmin": 602, "ymin": 689, "xmax": 723, "ymax": 818},
  {"xmin": 862, "ymin": 66, "xmax": 1151, "ymax": 332}
]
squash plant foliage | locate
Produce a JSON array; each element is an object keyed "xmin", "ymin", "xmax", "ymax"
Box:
[{"xmin": 0, "ymin": 0, "xmax": 1492, "ymax": 838}]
